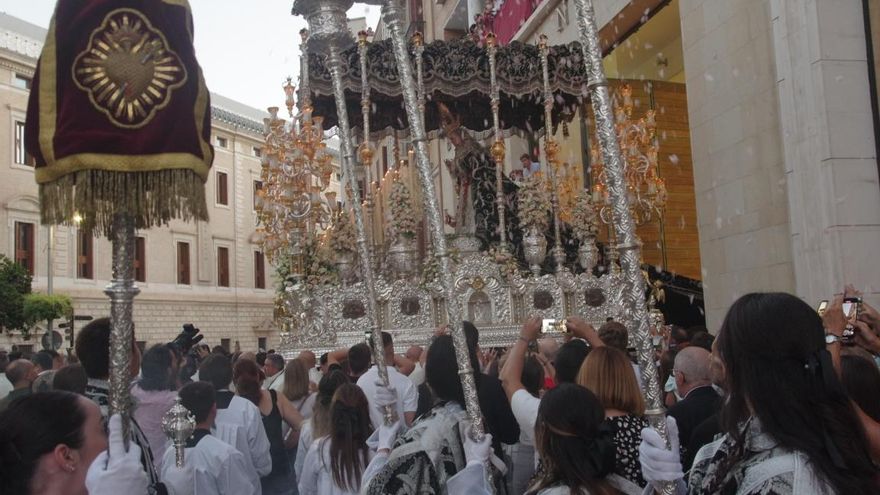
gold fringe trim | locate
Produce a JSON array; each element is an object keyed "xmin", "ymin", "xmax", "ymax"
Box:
[{"xmin": 39, "ymin": 169, "xmax": 208, "ymax": 236}]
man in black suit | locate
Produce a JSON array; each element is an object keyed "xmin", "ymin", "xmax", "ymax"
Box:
[{"xmin": 666, "ymin": 346, "xmax": 720, "ymax": 464}]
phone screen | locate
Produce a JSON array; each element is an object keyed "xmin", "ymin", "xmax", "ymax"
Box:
[
  {"xmin": 817, "ymin": 300, "xmax": 829, "ymax": 316},
  {"xmin": 541, "ymin": 319, "xmax": 567, "ymax": 334}
]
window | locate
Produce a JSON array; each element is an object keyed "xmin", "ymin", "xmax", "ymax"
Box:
[
  {"xmin": 177, "ymin": 242, "xmax": 191, "ymax": 285},
  {"xmin": 220, "ymin": 338, "xmax": 231, "ymax": 353},
  {"xmin": 14, "ymin": 121, "xmax": 34, "ymax": 166},
  {"xmin": 217, "ymin": 246, "xmax": 230, "ymax": 287},
  {"xmin": 253, "ymin": 180, "xmax": 263, "ymax": 210},
  {"xmin": 14, "ymin": 221, "xmax": 35, "ymax": 275},
  {"xmin": 252, "ymin": 146, "xmax": 262, "ymax": 158},
  {"xmin": 77, "ymin": 230, "xmax": 93, "ymax": 279},
  {"xmin": 134, "ymin": 236, "xmax": 146, "ymax": 282},
  {"xmin": 13, "ymin": 74, "xmax": 32, "ymax": 90},
  {"xmin": 216, "ymin": 171, "xmax": 228, "ymax": 205},
  {"xmin": 254, "ymin": 251, "xmax": 265, "ymax": 289},
  {"xmin": 216, "ymin": 136, "xmax": 228, "ymax": 148},
  {"xmin": 258, "ymin": 337, "xmax": 267, "ymax": 351}
]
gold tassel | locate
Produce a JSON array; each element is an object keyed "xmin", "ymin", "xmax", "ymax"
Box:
[{"xmin": 39, "ymin": 169, "xmax": 208, "ymax": 236}]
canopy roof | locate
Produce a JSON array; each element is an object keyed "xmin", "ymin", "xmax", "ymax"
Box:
[{"xmin": 306, "ymin": 38, "xmax": 595, "ymax": 139}]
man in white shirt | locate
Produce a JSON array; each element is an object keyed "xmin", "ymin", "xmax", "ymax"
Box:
[
  {"xmin": 162, "ymin": 381, "xmax": 257, "ymax": 495},
  {"xmin": 261, "ymin": 353, "xmax": 285, "ymax": 391},
  {"xmin": 198, "ymin": 354, "xmax": 271, "ymax": 494},
  {"xmin": 0, "ymin": 351, "xmax": 13, "ymax": 400},
  {"xmin": 357, "ymin": 332, "xmax": 419, "ymax": 429},
  {"xmin": 519, "ymin": 153, "xmax": 541, "ymax": 178}
]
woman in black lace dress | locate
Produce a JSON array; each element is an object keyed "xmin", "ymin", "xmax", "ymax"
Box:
[{"xmin": 578, "ymin": 346, "xmax": 648, "ymax": 491}]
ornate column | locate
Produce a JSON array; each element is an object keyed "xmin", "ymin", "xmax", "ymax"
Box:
[
  {"xmin": 292, "ymin": 0, "xmax": 394, "ymax": 425},
  {"xmin": 572, "ymin": 0, "xmax": 670, "ymax": 477}
]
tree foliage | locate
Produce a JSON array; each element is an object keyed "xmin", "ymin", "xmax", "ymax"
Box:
[{"xmin": 0, "ymin": 254, "xmax": 32, "ymax": 331}]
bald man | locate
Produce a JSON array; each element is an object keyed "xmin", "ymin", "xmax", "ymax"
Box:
[
  {"xmin": 666, "ymin": 346, "xmax": 720, "ymax": 453},
  {"xmin": 297, "ymin": 350, "xmax": 322, "ymax": 385},
  {"xmin": 0, "ymin": 359, "xmax": 37, "ymax": 412}
]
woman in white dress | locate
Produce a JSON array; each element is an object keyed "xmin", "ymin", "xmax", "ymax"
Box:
[{"xmin": 298, "ymin": 384, "xmax": 373, "ymax": 495}]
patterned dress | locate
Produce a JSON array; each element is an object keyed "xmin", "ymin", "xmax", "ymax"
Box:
[
  {"xmin": 605, "ymin": 415, "xmax": 648, "ymax": 488},
  {"xmin": 687, "ymin": 417, "xmax": 835, "ymax": 494}
]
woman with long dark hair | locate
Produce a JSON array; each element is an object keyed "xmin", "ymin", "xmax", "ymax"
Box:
[
  {"xmin": 233, "ymin": 358, "xmax": 304, "ymax": 495},
  {"xmin": 363, "ymin": 333, "xmax": 496, "ymax": 495},
  {"xmin": 298, "ymin": 384, "xmax": 374, "ymax": 494},
  {"xmin": 295, "ymin": 370, "xmax": 350, "ymax": 480},
  {"xmin": 0, "ymin": 391, "xmax": 147, "ymax": 495},
  {"xmin": 526, "ymin": 383, "xmax": 627, "ymax": 494},
  {"xmin": 641, "ymin": 292, "xmax": 879, "ymax": 494}
]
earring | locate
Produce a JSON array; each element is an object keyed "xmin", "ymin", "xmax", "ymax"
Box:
[{"xmin": 66, "ymin": 464, "xmax": 76, "ymax": 473}]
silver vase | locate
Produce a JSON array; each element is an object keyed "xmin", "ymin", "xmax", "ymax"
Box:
[
  {"xmin": 335, "ymin": 251, "xmax": 356, "ymax": 285},
  {"xmin": 578, "ymin": 236, "xmax": 599, "ymax": 271},
  {"xmin": 387, "ymin": 237, "xmax": 417, "ymax": 279},
  {"xmin": 523, "ymin": 227, "xmax": 547, "ymax": 276}
]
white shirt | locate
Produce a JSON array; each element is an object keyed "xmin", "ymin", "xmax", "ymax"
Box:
[
  {"xmin": 408, "ymin": 362, "xmax": 426, "ymax": 387},
  {"xmin": 308, "ymin": 368, "xmax": 323, "ymax": 386},
  {"xmin": 298, "ymin": 437, "xmax": 374, "ymax": 495},
  {"xmin": 510, "ymin": 389, "xmax": 541, "ymax": 447},
  {"xmin": 356, "ymin": 365, "xmax": 419, "ymax": 430},
  {"xmin": 295, "ymin": 419, "xmax": 314, "ymax": 480},
  {"xmin": 213, "ymin": 392, "xmax": 272, "ymax": 492},
  {"xmin": 0, "ymin": 375, "xmax": 13, "ymax": 400},
  {"xmin": 262, "ymin": 372, "xmax": 284, "ymax": 391},
  {"xmin": 161, "ymin": 433, "xmax": 257, "ymax": 495}
]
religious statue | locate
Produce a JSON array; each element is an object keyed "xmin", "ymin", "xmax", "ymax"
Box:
[{"xmin": 437, "ymin": 102, "xmax": 521, "ymax": 251}]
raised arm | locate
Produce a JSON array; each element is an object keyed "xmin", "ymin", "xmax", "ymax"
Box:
[{"xmin": 501, "ymin": 317, "xmax": 541, "ymax": 402}]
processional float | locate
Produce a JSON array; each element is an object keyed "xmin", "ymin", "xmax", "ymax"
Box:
[
  {"xmin": 26, "ymin": 1, "xmax": 208, "ymax": 464},
  {"xmin": 271, "ymin": 0, "xmax": 673, "ymax": 468}
]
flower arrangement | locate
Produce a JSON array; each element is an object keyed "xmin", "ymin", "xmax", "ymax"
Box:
[
  {"xmin": 420, "ymin": 247, "xmax": 461, "ymax": 289},
  {"xmin": 389, "ymin": 179, "xmax": 418, "ymax": 241},
  {"xmin": 570, "ymin": 190, "xmax": 599, "ymax": 241},
  {"xmin": 517, "ymin": 177, "xmax": 552, "ymax": 232},
  {"xmin": 488, "ymin": 246, "xmax": 520, "ymax": 279},
  {"xmin": 305, "ymin": 236, "xmax": 337, "ymax": 286},
  {"xmin": 328, "ymin": 210, "xmax": 356, "ymax": 254}
]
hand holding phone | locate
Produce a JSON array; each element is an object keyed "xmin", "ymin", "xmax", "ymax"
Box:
[{"xmin": 541, "ymin": 319, "xmax": 568, "ymax": 334}]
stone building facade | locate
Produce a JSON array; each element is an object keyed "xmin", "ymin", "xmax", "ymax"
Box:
[
  {"xmin": 410, "ymin": 0, "xmax": 880, "ymax": 328},
  {"xmin": 0, "ymin": 13, "xmax": 287, "ymax": 353}
]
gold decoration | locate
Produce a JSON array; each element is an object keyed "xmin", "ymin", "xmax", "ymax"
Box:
[
  {"xmin": 72, "ymin": 9, "xmax": 187, "ymax": 129},
  {"xmin": 590, "ymin": 84, "xmax": 667, "ymax": 225}
]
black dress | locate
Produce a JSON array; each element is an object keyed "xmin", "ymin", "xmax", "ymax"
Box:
[
  {"xmin": 261, "ymin": 390, "xmax": 291, "ymax": 494},
  {"xmin": 605, "ymin": 414, "xmax": 648, "ymax": 488}
]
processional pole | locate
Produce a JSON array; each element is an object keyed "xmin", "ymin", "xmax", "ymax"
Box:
[
  {"xmin": 486, "ymin": 33, "xmax": 509, "ymax": 252},
  {"xmin": 25, "ymin": 2, "xmax": 213, "ymax": 461},
  {"xmin": 373, "ymin": 0, "xmax": 487, "ymax": 439},
  {"xmin": 292, "ymin": 3, "xmax": 395, "ymax": 425},
  {"xmin": 538, "ymin": 35, "xmax": 567, "ymax": 272},
  {"xmin": 572, "ymin": 0, "xmax": 671, "ymax": 482}
]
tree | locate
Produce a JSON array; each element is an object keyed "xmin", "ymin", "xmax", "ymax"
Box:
[
  {"xmin": 0, "ymin": 254, "xmax": 32, "ymax": 332},
  {"xmin": 22, "ymin": 293, "xmax": 73, "ymax": 340}
]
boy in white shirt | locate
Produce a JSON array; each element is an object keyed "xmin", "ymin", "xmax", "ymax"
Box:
[{"xmin": 162, "ymin": 381, "xmax": 256, "ymax": 495}]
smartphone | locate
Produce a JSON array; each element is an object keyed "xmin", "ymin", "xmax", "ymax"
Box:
[
  {"xmin": 842, "ymin": 297, "xmax": 862, "ymax": 325},
  {"xmin": 817, "ymin": 300, "xmax": 829, "ymax": 316},
  {"xmin": 842, "ymin": 297, "xmax": 862, "ymax": 342},
  {"xmin": 541, "ymin": 319, "xmax": 568, "ymax": 334}
]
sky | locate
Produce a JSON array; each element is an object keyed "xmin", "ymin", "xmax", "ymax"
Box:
[{"xmin": 2, "ymin": 0, "xmax": 381, "ymax": 113}]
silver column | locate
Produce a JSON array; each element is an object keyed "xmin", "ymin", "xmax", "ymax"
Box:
[
  {"xmin": 572, "ymin": 0, "xmax": 669, "ymax": 459},
  {"xmin": 376, "ymin": 0, "xmax": 486, "ymax": 439},
  {"xmin": 292, "ymin": 0, "xmax": 394, "ymax": 425},
  {"xmin": 105, "ymin": 212, "xmax": 140, "ymax": 447}
]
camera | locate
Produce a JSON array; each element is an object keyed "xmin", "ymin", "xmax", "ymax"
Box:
[{"xmin": 541, "ymin": 319, "xmax": 568, "ymax": 334}]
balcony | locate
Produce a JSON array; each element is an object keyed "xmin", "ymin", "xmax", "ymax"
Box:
[{"xmin": 492, "ymin": 0, "xmax": 545, "ymax": 44}]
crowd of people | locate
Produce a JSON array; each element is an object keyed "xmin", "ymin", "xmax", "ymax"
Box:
[{"xmin": 1, "ymin": 289, "xmax": 879, "ymax": 494}]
